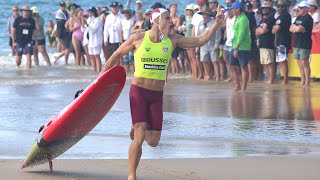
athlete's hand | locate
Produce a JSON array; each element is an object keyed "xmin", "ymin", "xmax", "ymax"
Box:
[{"xmin": 215, "ymin": 5, "xmax": 225, "ymax": 24}]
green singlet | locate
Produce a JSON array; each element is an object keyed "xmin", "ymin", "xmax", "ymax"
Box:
[{"xmin": 134, "ymin": 31, "xmax": 173, "ymax": 80}]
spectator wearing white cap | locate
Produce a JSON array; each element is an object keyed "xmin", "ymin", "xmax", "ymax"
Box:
[
  {"xmin": 104, "ymin": 1, "xmax": 123, "ymax": 61},
  {"xmin": 308, "ymin": 0, "xmax": 320, "ymax": 26},
  {"xmin": 135, "ymin": 0, "xmax": 143, "ymax": 11},
  {"xmin": 290, "ymin": 1, "xmax": 313, "ymax": 86}
]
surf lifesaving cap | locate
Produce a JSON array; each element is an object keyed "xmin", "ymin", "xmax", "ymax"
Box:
[{"xmin": 150, "ymin": 8, "xmax": 168, "ymax": 23}]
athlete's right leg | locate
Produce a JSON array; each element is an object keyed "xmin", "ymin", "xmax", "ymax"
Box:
[{"xmin": 128, "ymin": 122, "xmax": 147, "ymax": 180}]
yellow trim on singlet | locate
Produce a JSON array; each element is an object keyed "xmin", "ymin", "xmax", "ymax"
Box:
[{"xmin": 134, "ymin": 31, "xmax": 173, "ymax": 80}]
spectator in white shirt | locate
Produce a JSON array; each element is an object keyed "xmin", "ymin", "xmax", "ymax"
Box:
[
  {"xmin": 104, "ymin": 1, "xmax": 123, "ymax": 61},
  {"xmin": 191, "ymin": 0, "xmax": 207, "ymax": 79},
  {"xmin": 82, "ymin": 7, "xmax": 103, "ymax": 72},
  {"xmin": 308, "ymin": 0, "xmax": 320, "ymax": 27}
]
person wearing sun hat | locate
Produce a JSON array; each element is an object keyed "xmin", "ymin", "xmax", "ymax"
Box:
[
  {"xmin": 184, "ymin": 4, "xmax": 198, "ymax": 78},
  {"xmin": 100, "ymin": 6, "xmax": 225, "ymax": 180},
  {"xmin": 256, "ymin": 1, "xmax": 277, "ymax": 85},
  {"xmin": 198, "ymin": 6, "xmax": 222, "ymax": 81},
  {"xmin": 272, "ymin": 0, "xmax": 291, "ymax": 85},
  {"xmin": 31, "ymin": 6, "xmax": 51, "ymax": 66},
  {"xmin": 11, "ymin": 5, "xmax": 37, "ymax": 70},
  {"xmin": 290, "ymin": 1, "xmax": 313, "ymax": 86},
  {"xmin": 191, "ymin": 0, "xmax": 208, "ymax": 79}
]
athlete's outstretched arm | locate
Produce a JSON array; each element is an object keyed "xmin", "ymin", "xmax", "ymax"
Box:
[{"xmin": 100, "ymin": 35, "xmax": 136, "ymax": 74}]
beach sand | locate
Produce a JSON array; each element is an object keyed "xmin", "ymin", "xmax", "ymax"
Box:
[{"xmin": 1, "ymin": 154, "xmax": 320, "ymax": 180}]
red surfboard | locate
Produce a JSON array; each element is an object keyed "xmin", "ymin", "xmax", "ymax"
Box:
[{"xmin": 22, "ymin": 66, "xmax": 126, "ymax": 170}]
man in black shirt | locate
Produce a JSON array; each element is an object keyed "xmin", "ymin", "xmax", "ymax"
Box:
[
  {"xmin": 244, "ymin": 1, "xmax": 259, "ymax": 83},
  {"xmin": 12, "ymin": 5, "xmax": 37, "ymax": 70},
  {"xmin": 255, "ymin": 1, "xmax": 276, "ymax": 84},
  {"xmin": 290, "ymin": 1, "xmax": 313, "ymax": 86},
  {"xmin": 272, "ymin": 0, "xmax": 292, "ymax": 85}
]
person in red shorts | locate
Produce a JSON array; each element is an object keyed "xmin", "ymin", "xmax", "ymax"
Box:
[{"xmin": 100, "ymin": 7, "xmax": 224, "ymax": 180}]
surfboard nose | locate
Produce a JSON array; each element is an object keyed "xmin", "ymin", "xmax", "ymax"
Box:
[
  {"xmin": 23, "ymin": 140, "xmax": 49, "ymax": 168},
  {"xmin": 21, "ymin": 164, "xmax": 27, "ymax": 169}
]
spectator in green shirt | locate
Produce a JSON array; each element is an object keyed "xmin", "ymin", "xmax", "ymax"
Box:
[{"xmin": 230, "ymin": 1, "xmax": 251, "ymax": 91}]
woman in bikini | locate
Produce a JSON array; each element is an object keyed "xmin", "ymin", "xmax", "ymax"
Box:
[{"xmin": 69, "ymin": 9, "xmax": 85, "ymax": 65}]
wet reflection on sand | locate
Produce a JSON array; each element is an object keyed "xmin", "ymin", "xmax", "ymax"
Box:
[{"xmin": 164, "ymin": 79, "xmax": 320, "ymax": 121}]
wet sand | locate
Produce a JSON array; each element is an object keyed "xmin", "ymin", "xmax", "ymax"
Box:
[
  {"xmin": 2, "ymin": 154, "xmax": 320, "ymax": 180},
  {"xmin": 163, "ymin": 79, "xmax": 320, "ymax": 120}
]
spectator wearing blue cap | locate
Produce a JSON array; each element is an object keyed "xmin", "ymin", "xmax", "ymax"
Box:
[
  {"xmin": 230, "ymin": 1, "xmax": 251, "ymax": 91},
  {"xmin": 104, "ymin": 1, "xmax": 124, "ymax": 61}
]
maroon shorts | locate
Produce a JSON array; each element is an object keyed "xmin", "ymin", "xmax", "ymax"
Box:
[{"xmin": 129, "ymin": 84, "xmax": 163, "ymax": 131}]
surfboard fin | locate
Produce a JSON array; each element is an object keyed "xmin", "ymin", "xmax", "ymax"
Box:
[{"xmin": 47, "ymin": 154, "xmax": 53, "ymax": 173}]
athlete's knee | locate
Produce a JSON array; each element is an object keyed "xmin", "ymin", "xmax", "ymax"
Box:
[
  {"xmin": 146, "ymin": 140, "xmax": 159, "ymax": 147},
  {"xmin": 145, "ymin": 132, "xmax": 161, "ymax": 147},
  {"xmin": 133, "ymin": 123, "xmax": 147, "ymax": 141}
]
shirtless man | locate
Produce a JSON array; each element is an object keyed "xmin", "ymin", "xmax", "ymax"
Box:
[
  {"xmin": 169, "ymin": 3, "xmax": 181, "ymax": 74},
  {"xmin": 100, "ymin": 7, "xmax": 224, "ymax": 180}
]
